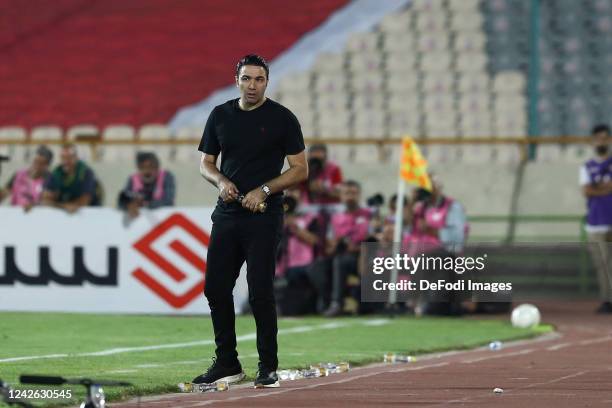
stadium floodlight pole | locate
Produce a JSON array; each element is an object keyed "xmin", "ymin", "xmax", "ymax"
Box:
[{"xmin": 388, "ymin": 177, "xmax": 406, "ymax": 306}]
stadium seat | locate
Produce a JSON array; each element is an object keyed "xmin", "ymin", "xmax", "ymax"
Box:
[
  {"xmin": 415, "ymin": 13, "xmax": 448, "ymax": 33},
  {"xmin": 0, "ymin": 126, "xmax": 27, "ymax": 162},
  {"xmin": 314, "ymin": 73, "xmax": 347, "ymax": 94},
  {"xmin": 424, "ymin": 121, "xmax": 459, "ymax": 139},
  {"xmin": 458, "ymin": 93, "xmax": 491, "ymax": 114},
  {"xmin": 447, "ymin": 0, "xmax": 480, "ymax": 12},
  {"xmin": 138, "ymin": 124, "xmax": 173, "ymax": 162},
  {"xmin": 384, "ymin": 52, "xmax": 418, "ymax": 72},
  {"xmin": 450, "ymin": 11, "xmax": 484, "ymax": 32},
  {"xmin": 419, "ymin": 52, "xmax": 453, "ymax": 73},
  {"xmin": 426, "ymin": 145, "xmax": 460, "ymax": 164},
  {"xmin": 278, "ymin": 72, "xmax": 311, "ymax": 93},
  {"xmin": 352, "ymin": 93, "xmax": 386, "ymax": 110},
  {"xmin": 314, "ymin": 94, "xmax": 347, "ymax": 111},
  {"xmin": 101, "ymin": 125, "xmax": 136, "ymax": 163},
  {"xmin": 327, "ymin": 145, "xmax": 354, "ymax": 163},
  {"xmin": 379, "ymin": 11, "xmax": 412, "ymax": 34},
  {"xmin": 454, "ymin": 32, "xmax": 487, "ymax": 53},
  {"xmin": 455, "ymin": 53, "xmax": 488, "ymax": 72},
  {"xmin": 350, "ymin": 73, "xmax": 385, "ymax": 93},
  {"xmin": 423, "ymin": 94, "xmax": 455, "ymax": 115},
  {"xmin": 174, "ymin": 126, "xmax": 201, "ymax": 163},
  {"xmin": 411, "ymin": 0, "xmax": 447, "ymax": 13},
  {"xmin": 353, "ymin": 145, "xmax": 383, "ymax": 164},
  {"xmin": 459, "ymin": 145, "xmax": 495, "ymax": 163},
  {"xmin": 312, "ymin": 52, "xmax": 345, "ymax": 74},
  {"xmin": 347, "ymin": 52, "xmax": 383, "ymax": 73},
  {"xmin": 381, "ymin": 32, "xmax": 417, "ymax": 53},
  {"xmin": 346, "ymin": 32, "xmax": 380, "ymax": 53},
  {"xmin": 353, "ymin": 110, "xmax": 386, "ymax": 139},
  {"xmin": 460, "ymin": 114, "xmax": 493, "ymax": 138},
  {"xmin": 418, "ymin": 33, "xmax": 450, "ymax": 52},
  {"xmin": 457, "ymin": 73, "xmax": 490, "ymax": 94},
  {"xmin": 30, "ymin": 126, "xmax": 63, "ymax": 160},
  {"xmin": 388, "ymin": 109, "xmax": 421, "ymax": 138},
  {"xmin": 422, "ymin": 73, "xmax": 455, "ymax": 94},
  {"xmin": 66, "ymin": 124, "xmax": 100, "ymax": 161},
  {"xmin": 387, "ymin": 92, "xmax": 420, "ymax": 112},
  {"xmin": 493, "ymin": 72, "xmax": 527, "ymax": 94}
]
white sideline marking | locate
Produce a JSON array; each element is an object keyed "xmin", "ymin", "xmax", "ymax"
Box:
[
  {"xmin": 185, "ymin": 362, "xmax": 451, "ymax": 407},
  {"xmin": 362, "ymin": 319, "xmax": 391, "ymax": 326},
  {"xmin": 547, "ymin": 342, "xmax": 573, "ymax": 351},
  {"xmin": 0, "ymin": 320, "xmax": 388, "ymax": 364},
  {"xmin": 462, "ymin": 348, "xmax": 534, "ymax": 364},
  {"xmin": 578, "ymin": 336, "xmax": 612, "ymax": 346},
  {"xmin": 523, "ymin": 370, "xmax": 588, "ymax": 389}
]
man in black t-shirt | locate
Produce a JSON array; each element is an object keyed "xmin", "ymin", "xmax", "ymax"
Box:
[{"xmin": 193, "ymin": 54, "xmax": 308, "ymax": 388}]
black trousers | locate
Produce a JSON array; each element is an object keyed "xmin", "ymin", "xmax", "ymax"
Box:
[{"xmin": 204, "ymin": 213, "xmax": 283, "ymax": 370}]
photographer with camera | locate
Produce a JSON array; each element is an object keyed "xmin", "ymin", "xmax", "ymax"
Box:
[
  {"xmin": 275, "ymin": 188, "xmax": 322, "ymax": 315},
  {"xmin": 0, "ymin": 146, "xmax": 52, "ymax": 211},
  {"xmin": 300, "ymin": 144, "xmax": 343, "ymax": 205},
  {"xmin": 322, "ymin": 180, "xmax": 372, "ymax": 317},
  {"xmin": 118, "ymin": 151, "xmax": 176, "ymax": 218}
]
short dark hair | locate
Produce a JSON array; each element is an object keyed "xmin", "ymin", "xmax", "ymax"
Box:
[
  {"xmin": 344, "ymin": 180, "xmax": 361, "ymax": 190},
  {"xmin": 389, "ymin": 193, "xmax": 408, "ymax": 207},
  {"xmin": 308, "ymin": 143, "xmax": 328, "ymax": 154},
  {"xmin": 591, "ymin": 124, "xmax": 610, "ymax": 136},
  {"xmin": 236, "ymin": 54, "xmax": 269, "ymax": 79},
  {"xmin": 35, "ymin": 145, "xmax": 53, "ymax": 164},
  {"xmin": 136, "ymin": 151, "xmax": 159, "ymax": 167}
]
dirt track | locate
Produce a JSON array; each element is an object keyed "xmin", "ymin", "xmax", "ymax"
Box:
[{"xmin": 114, "ymin": 301, "xmax": 612, "ymax": 407}]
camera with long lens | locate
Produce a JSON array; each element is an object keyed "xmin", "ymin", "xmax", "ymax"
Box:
[
  {"xmin": 366, "ymin": 193, "xmax": 384, "ymax": 208},
  {"xmin": 414, "ymin": 187, "xmax": 432, "ymax": 203},
  {"xmin": 307, "ymin": 157, "xmax": 324, "ymax": 181},
  {"xmin": 117, "ymin": 189, "xmax": 143, "ymax": 208}
]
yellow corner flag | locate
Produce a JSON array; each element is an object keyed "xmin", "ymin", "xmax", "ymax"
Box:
[{"xmin": 399, "ymin": 136, "xmax": 432, "ymax": 190}]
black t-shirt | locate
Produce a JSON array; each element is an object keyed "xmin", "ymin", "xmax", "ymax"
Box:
[{"xmin": 198, "ymin": 98, "xmax": 305, "ymax": 216}]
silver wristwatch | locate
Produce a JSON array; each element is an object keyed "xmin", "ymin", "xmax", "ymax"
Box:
[{"xmin": 261, "ymin": 184, "xmax": 271, "ymax": 197}]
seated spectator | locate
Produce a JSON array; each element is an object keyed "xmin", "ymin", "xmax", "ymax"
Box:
[
  {"xmin": 385, "ymin": 193, "xmax": 412, "ymax": 234},
  {"xmin": 276, "ymin": 188, "xmax": 320, "ymax": 280},
  {"xmin": 404, "ymin": 174, "xmax": 468, "ymax": 316},
  {"xmin": 118, "ymin": 152, "xmax": 176, "ymax": 218},
  {"xmin": 300, "ymin": 144, "xmax": 343, "ymax": 204},
  {"xmin": 275, "ymin": 188, "xmax": 322, "ymax": 315},
  {"xmin": 41, "ymin": 143, "xmax": 103, "ymax": 213},
  {"xmin": 323, "ymin": 180, "xmax": 372, "ymax": 317},
  {"xmin": 0, "ymin": 145, "xmax": 53, "ymax": 211},
  {"xmin": 406, "ymin": 174, "xmax": 467, "ymax": 254}
]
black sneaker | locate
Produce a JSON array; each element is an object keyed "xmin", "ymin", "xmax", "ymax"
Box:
[
  {"xmin": 254, "ymin": 363, "xmax": 279, "ymax": 388},
  {"xmin": 192, "ymin": 358, "xmax": 245, "ymax": 385}
]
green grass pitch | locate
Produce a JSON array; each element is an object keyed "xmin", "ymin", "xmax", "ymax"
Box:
[{"xmin": 0, "ymin": 312, "xmax": 551, "ymax": 407}]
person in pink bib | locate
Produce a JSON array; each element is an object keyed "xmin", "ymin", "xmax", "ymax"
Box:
[
  {"xmin": 117, "ymin": 152, "xmax": 176, "ymax": 218},
  {"xmin": 323, "ymin": 180, "xmax": 373, "ymax": 316},
  {"xmin": 0, "ymin": 145, "xmax": 53, "ymax": 211}
]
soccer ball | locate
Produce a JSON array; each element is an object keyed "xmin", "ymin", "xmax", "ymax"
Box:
[{"xmin": 511, "ymin": 304, "xmax": 541, "ymax": 328}]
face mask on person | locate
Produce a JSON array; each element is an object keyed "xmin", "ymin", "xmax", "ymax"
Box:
[{"xmin": 595, "ymin": 145, "xmax": 609, "ymax": 156}]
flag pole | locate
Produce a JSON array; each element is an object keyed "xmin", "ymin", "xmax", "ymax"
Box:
[{"xmin": 388, "ymin": 176, "xmax": 406, "ymax": 306}]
